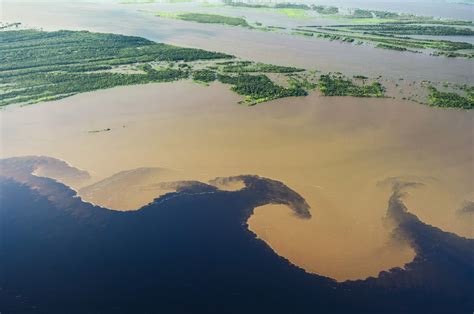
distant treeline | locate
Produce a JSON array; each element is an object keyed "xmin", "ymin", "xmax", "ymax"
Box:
[{"xmin": 223, "ymin": 1, "xmax": 338, "ymax": 14}]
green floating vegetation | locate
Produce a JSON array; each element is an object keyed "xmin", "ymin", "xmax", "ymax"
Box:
[
  {"xmin": 314, "ymin": 32, "xmax": 355, "ymax": 42},
  {"xmin": 222, "ymin": 0, "xmax": 472, "ymax": 25},
  {"xmin": 292, "ymin": 31, "xmax": 314, "ymax": 37},
  {"xmin": 150, "ymin": 10, "xmax": 252, "ymax": 28},
  {"xmin": 296, "ymin": 27, "xmax": 473, "ymax": 54},
  {"xmin": 222, "ymin": 62, "xmax": 304, "ymax": 73},
  {"xmin": 457, "ymin": 84, "xmax": 474, "ymax": 95},
  {"xmin": 346, "ymin": 24, "xmax": 474, "ymax": 36},
  {"xmin": 217, "ymin": 74, "xmax": 307, "ymax": 104},
  {"xmin": 396, "ymin": 19, "xmax": 472, "ymax": 26},
  {"xmin": 376, "ymin": 43, "xmax": 408, "ymax": 51},
  {"xmin": 345, "ymin": 8, "xmax": 463, "ymax": 21},
  {"xmin": 295, "ymin": 29, "xmax": 355, "ymax": 42},
  {"xmin": 267, "ymin": 25, "xmax": 286, "ymax": 30},
  {"xmin": 0, "ymin": 30, "xmax": 231, "ymax": 106},
  {"xmin": 5, "ymin": 28, "xmax": 469, "ymax": 109},
  {"xmin": 318, "ymin": 74, "xmax": 385, "ymax": 97},
  {"xmin": 177, "ymin": 13, "xmax": 249, "ymax": 27},
  {"xmin": 431, "ymin": 50, "xmax": 474, "ymax": 58},
  {"xmin": 427, "ymin": 86, "xmax": 473, "ymax": 109},
  {"xmin": 192, "ymin": 69, "xmax": 216, "ymax": 83},
  {"xmin": 0, "ymin": 29, "xmax": 316, "ymax": 107},
  {"xmin": 208, "ymin": 1, "xmax": 474, "ymax": 59}
]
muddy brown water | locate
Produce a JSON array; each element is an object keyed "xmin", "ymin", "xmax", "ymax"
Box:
[{"xmin": 1, "ymin": 80, "xmax": 472, "ymax": 281}]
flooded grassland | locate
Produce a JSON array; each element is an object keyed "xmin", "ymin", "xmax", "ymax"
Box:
[{"xmin": 3, "ymin": 1, "xmax": 474, "ymax": 84}]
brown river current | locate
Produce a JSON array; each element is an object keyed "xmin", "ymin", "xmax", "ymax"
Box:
[
  {"xmin": 1, "ymin": 81, "xmax": 472, "ymax": 281},
  {"xmin": 1, "ymin": 0, "xmax": 473, "ymax": 281}
]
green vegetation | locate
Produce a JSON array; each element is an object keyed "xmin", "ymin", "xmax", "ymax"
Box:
[
  {"xmin": 217, "ymin": 74, "xmax": 307, "ymax": 104},
  {"xmin": 371, "ymin": 10, "xmax": 400, "ymax": 19},
  {"xmin": 293, "ymin": 29, "xmax": 355, "ymax": 42},
  {"xmin": 318, "ymin": 74, "xmax": 384, "ymax": 97},
  {"xmin": 219, "ymin": 1, "xmax": 472, "ymax": 58},
  {"xmin": 312, "ymin": 31, "xmax": 355, "ymax": 42},
  {"xmin": 223, "ymin": 0, "xmax": 335, "ymax": 17},
  {"xmin": 376, "ymin": 43, "xmax": 408, "ymax": 51},
  {"xmin": 296, "ymin": 27, "xmax": 473, "ymax": 55},
  {"xmin": 277, "ymin": 8, "xmax": 309, "ymax": 19},
  {"xmin": 275, "ymin": 3, "xmax": 310, "ymax": 10},
  {"xmin": 222, "ymin": 0, "xmax": 471, "ymax": 25},
  {"xmin": 313, "ymin": 5, "xmax": 339, "ymax": 15},
  {"xmin": 396, "ymin": 19, "xmax": 472, "ymax": 26},
  {"xmin": 292, "ymin": 31, "xmax": 314, "ymax": 37},
  {"xmin": 350, "ymin": 9, "xmax": 374, "ymax": 19},
  {"xmin": 192, "ymin": 69, "xmax": 216, "ymax": 82},
  {"xmin": 0, "ymin": 30, "xmax": 231, "ymax": 106},
  {"xmin": 3, "ymin": 28, "xmax": 467, "ymax": 109},
  {"xmin": 431, "ymin": 50, "xmax": 474, "ymax": 58},
  {"xmin": 0, "ymin": 29, "xmax": 317, "ymax": 107},
  {"xmin": 222, "ymin": 0, "xmax": 268, "ymax": 8},
  {"xmin": 177, "ymin": 13, "xmax": 249, "ymax": 27},
  {"xmin": 346, "ymin": 8, "xmax": 402, "ymax": 19},
  {"xmin": 427, "ymin": 86, "xmax": 473, "ymax": 109},
  {"xmin": 221, "ymin": 62, "xmax": 304, "ymax": 73},
  {"xmin": 200, "ymin": 2, "xmax": 473, "ymax": 58},
  {"xmin": 345, "ymin": 8, "xmax": 464, "ymax": 21},
  {"xmin": 150, "ymin": 11, "xmax": 251, "ymax": 27},
  {"xmin": 345, "ymin": 24, "xmax": 474, "ymax": 36}
]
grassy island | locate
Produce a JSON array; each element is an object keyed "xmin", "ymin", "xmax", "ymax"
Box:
[
  {"xmin": 221, "ymin": 62, "xmax": 305, "ymax": 73},
  {"xmin": 192, "ymin": 69, "xmax": 217, "ymax": 83},
  {"xmin": 318, "ymin": 74, "xmax": 385, "ymax": 97},
  {"xmin": 0, "ymin": 30, "xmax": 231, "ymax": 106},
  {"xmin": 0, "ymin": 29, "xmax": 311, "ymax": 107},
  {"xmin": 177, "ymin": 13, "xmax": 249, "ymax": 27},
  {"xmin": 346, "ymin": 24, "xmax": 474, "ymax": 36},
  {"xmin": 217, "ymin": 73, "xmax": 307, "ymax": 104},
  {"xmin": 2, "ymin": 29, "xmax": 470, "ymax": 109},
  {"xmin": 217, "ymin": 1, "xmax": 473, "ymax": 58},
  {"xmin": 151, "ymin": 11, "xmax": 250, "ymax": 27},
  {"xmin": 428, "ymin": 86, "xmax": 474, "ymax": 109}
]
